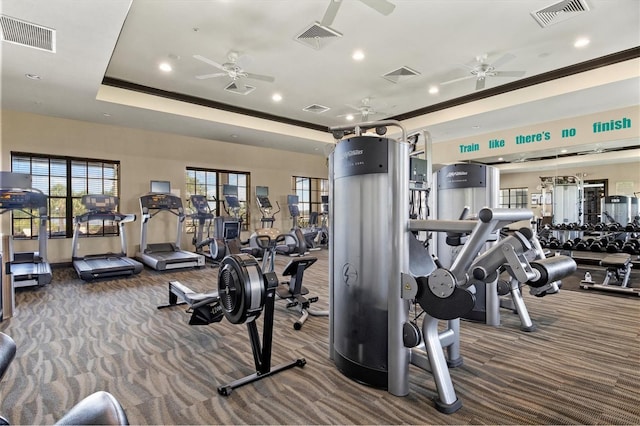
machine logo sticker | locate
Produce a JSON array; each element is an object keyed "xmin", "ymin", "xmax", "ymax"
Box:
[
  {"xmin": 445, "ymin": 171, "xmax": 468, "ymax": 178},
  {"xmin": 342, "ymin": 263, "xmax": 358, "ymax": 286}
]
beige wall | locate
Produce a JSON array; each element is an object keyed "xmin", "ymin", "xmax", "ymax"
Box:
[
  {"xmin": 1, "ymin": 109, "xmax": 637, "ymax": 264},
  {"xmin": 1, "ymin": 110, "xmax": 328, "ymax": 263}
]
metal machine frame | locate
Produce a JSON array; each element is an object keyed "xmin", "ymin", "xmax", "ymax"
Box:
[{"xmin": 327, "ymin": 120, "xmax": 576, "ymax": 414}]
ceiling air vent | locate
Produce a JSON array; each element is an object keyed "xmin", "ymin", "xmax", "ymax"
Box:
[
  {"xmin": 531, "ymin": 0, "xmax": 590, "ymax": 28},
  {"xmin": 303, "ymin": 104, "xmax": 330, "ymax": 114},
  {"xmin": 295, "ymin": 22, "xmax": 342, "ymax": 50},
  {"xmin": 382, "ymin": 66, "xmax": 421, "ymax": 84},
  {"xmin": 0, "ymin": 15, "xmax": 56, "ymax": 52},
  {"xmin": 225, "ymin": 81, "xmax": 255, "ymax": 95}
]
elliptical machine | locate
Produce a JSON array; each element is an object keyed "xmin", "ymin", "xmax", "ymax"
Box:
[{"xmin": 189, "ymin": 194, "xmax": 227, "ymax": 263}]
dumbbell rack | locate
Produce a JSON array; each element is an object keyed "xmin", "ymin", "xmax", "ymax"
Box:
[{"xmin": 537, "ymin": 222, "xmax": 640, "ymax": 267}]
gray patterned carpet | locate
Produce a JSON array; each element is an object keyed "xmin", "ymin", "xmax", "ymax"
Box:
[{"xmin": 1, "ymin": 249, "xmax": 639, "ymax": 424}]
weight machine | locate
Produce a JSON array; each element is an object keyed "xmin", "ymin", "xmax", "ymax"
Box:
[{"xmin": 327, "ymin": 120, "xmax": 576, "ymax": 413}]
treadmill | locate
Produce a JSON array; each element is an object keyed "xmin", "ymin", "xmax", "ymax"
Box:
[
  {"xmin": 0, "ymin": 172, "xmax": 52, "ymax": 288},
  {"xmin": 137, "ymin": 188, "xmax": 205, "ymax": 271},
  {"xmin": 72, "ymin": 194, "xmax": 143, "ymax": 281}
]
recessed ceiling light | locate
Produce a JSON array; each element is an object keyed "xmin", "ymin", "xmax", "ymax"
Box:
[
  {"xmin": 560, "ymin": 149, "xmax": 568, "ymax": 153},
  {"xmin": 352, "ymin": 50, "xmax": 365, "ymax": 61},
  {"xmin": 272, "ymin": 93, "xmax": 283, "ymax": 102},
  {"xmin": 25, "ymin": 73, "xmax": 41, "ymax": 80},
  {"xmin": 472, "ymin": 125, "xmax": 481, "ymax": 129},
  {"xmin": 103, "ymin": 113, "xmax": 111, "ymax": 117},
  {"xmin": 428, "ymin": 86, "xmax": 439, "ymax": 95},
  {"xmin": 345, "ymin": 114, "xmax": 354, "ymax": 121},
  {"xmin": 159, "ymin": 62, "xmax": 172, "ymax": 72},
  {"xmin": 498, "ymin": 157, "xmax": 504, "ymax": 161},
  {"xmin": 574, "ymin": 37, "xmax": 590, "ymax": 48}
]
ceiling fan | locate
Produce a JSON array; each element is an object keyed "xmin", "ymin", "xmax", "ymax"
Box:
[
  {"xmin": 297, "ymin": 0, "xmax": 396, "ymax": 49},
  {"xmin": 339, "ymin": 97, "xmax": 390, "ymax": 121},
  {"xmin": 321, "ymin": 0, "xmax": 396, "ymax": 27},
  {"xmin": 440, "ymin": 53, "xmax": 526, "ymax": 91},
  {"xmin": 193, "ymin": 51, "xmax": 275, "ymax": 88}
]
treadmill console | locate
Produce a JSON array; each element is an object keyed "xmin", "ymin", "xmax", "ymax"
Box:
[
  {"xmin": 82, "ymin": 194, "xmax": 118, "ymax": 213},
  {"xmin": 140, "ymin": 193, "xmax": 183, "ymax": 210},
  {"xmin": 0, "ymin": 190, "xmax": 47, "ymax": 209}
]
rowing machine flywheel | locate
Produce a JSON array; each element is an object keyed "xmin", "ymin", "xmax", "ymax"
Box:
[{"xmin": 218, "ymin": 254, "xmax": 265, "ymax": 324}]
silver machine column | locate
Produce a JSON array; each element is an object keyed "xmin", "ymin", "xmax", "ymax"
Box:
[
  {"xmin": 328, "ymin": 123, "xmax": 410, "ymax": 396},
  {"xmin": 434, "ymin": 163, "xmax": 502, "ymax": 327}
]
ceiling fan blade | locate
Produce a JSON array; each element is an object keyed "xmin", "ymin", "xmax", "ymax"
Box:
[
  {"xmin": 195, "ymin": 72, "xmax": 228, "ymax": 80},
  {"xmin": 475, "ymin": 77, "xmax": 486, "ymax": 91},
  {"xmin": 491, "ymin": 53, "xmax": 516, "ymax": 69},
  {"xmin": 193, "ymin": 55, "xmax": 226, "ymax": 71},
  {"xmin": 321, "ymin": 0, "xmax": 343, "ymax": 26},
  {"xmin": 359, "ymin": 0, "xmax": 396, "ymax": 15},
  {"xmin": 245, "ymin": 72, "xmax": 275, "ymax": 83},
  {"xmin": 440, "ymin": 75, "xmax": 475, "ymax": 85},
  {"xmin": 493, "ymin": 70, "xmax": 526, "ymax": 78}
]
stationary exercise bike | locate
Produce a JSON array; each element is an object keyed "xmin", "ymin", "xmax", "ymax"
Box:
[{"xmin": 258, "ymin": 235, "xmax": 329, "ymax": 330}]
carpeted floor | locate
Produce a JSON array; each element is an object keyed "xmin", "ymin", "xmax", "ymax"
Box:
[{"xmin": 1, "ymin": 249, "xmax": 639, "ymax": 424}]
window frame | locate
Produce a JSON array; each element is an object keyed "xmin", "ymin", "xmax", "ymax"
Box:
[
  {"xmin": 10, "ymin": 152, "xmax": 121, "ymax": 239},
  {"xmin": 499, "ymin": 187, "xmax": 529, "ymax": 209},
  {"xmin": 185, "ymin": 167, "xmax": 251, "ymax": 232},
  {"xmin": 292, "ymin": 176, "xmax": 329, "ymax": 227}
]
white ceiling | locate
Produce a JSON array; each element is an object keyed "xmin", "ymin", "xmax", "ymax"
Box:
[{"xmin": 1, "ymin": 0, "xmax": 639, "ymax": 171}]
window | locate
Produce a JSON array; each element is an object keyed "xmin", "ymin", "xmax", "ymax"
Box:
[
  {"xmin": 11, "ymin": 152, "xmax": 120, "ymax": 238},
  {"xmin": 499, "ymin": 187, "xmax": 528, "ymax": 209},
  {"xmin": 185, "ymin": 167, "xmax": 250, "ymax": 231},
  {"xmin": 292, "ymin": 176, "xmax": 329, "ymax": 227}
]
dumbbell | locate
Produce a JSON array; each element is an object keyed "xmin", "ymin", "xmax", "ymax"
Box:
[
  {"xmin": 575, "ymin": 238, "xmax": 594, "ymax": 251},
  {"xmin": 606, "ymin": 240, "xmax": 624, "ymax": 253},
  {"xmin": 590, "ymin": 238, "xmax": 609, "ymax": 252},
  {"xmin": 594, "ymin": 223, "xmax": 605, "ymax": 231},
  {"xmin": 562, "ymin": 237, "xmax": 582, "ymax": 250},
  {"xmin": 548, "ymin": 238, "xmax": 561, "ymax": 249},
  {"xmin": 607, "ymin": 223, "xmax": 622, "ymax": 232},
  {"xmin": 622, "ymin": 239, "xmax": 640, "ymax": 255}
]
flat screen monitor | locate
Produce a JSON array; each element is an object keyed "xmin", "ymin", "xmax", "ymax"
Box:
[
  {"xmin": 150, "ymin": 180, "xmax": 170, "ymax": 194},
  {"xmin": 223, "ymin": 184, "xmax": 238, "ymax": 196},
  {"xmin": 256, "ymin": 186, "xmax": 269, "ymax": 197},
  {"xmin": 287, "ymin": 194, "xmax": 299, "ymax": 205}
]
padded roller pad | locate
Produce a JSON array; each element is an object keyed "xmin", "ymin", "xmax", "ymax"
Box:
[{"xmin": 415, "ymin": 276, "xmax": 475, "ymax": 320}]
